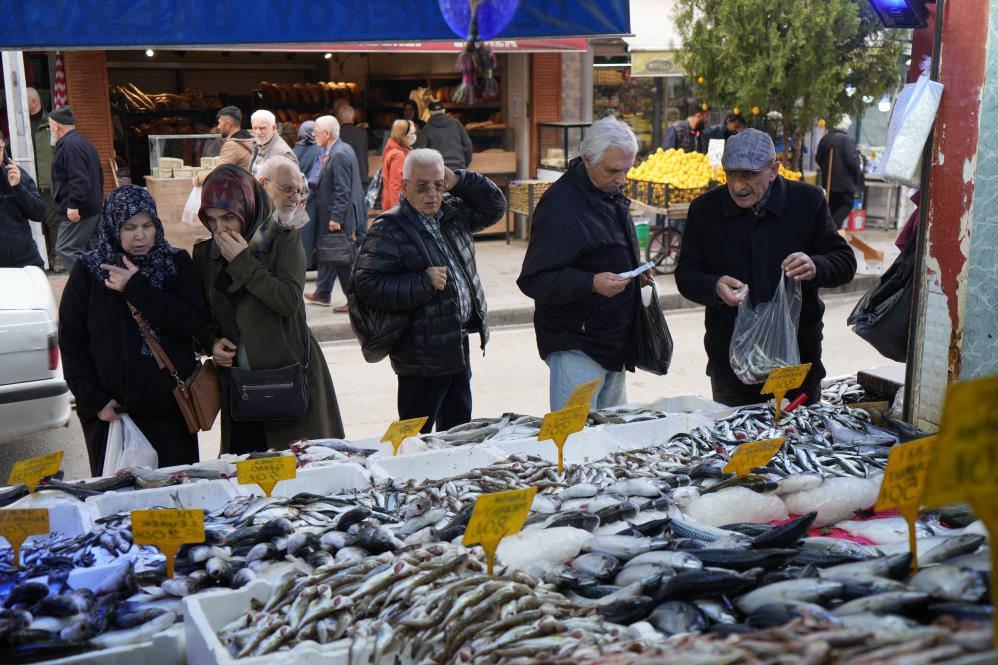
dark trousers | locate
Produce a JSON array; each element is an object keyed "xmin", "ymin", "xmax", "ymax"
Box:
[
  {"xmin": 79, "ymin": 405, "xmax": 198, "ymax": 477},
  {"xmin": 315, "ymin": 262, "xmax": 354, "ymax": 301},
  {"xmin": 55, "ymin": 212, "xmax": 99, "ymax": 274},
  {"xmin": 711, "ymin": 371, "xmax": 822, "ymax": 409},
  {"xmin": 304, "ymin": 190, "xmax": 320, "ymax": 271},
  {"xmin": 39, "ymin": 189, "xmax": 59, "ymax": 269},
  {"xmin": 397, "ymin": 337, "xmax": 472, "ymax": 433},
  {"xmin": 828, "ymin": 191, "xmax": 854, "ymax": 230}
]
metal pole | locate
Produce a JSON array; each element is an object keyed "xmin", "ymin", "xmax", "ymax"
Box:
[
  {"xmin": 2, "ymin": 50, "xmax": 47, "ymax": 268},
  {"xmin": 652, "ymin": 76, "xmax": 664, "ymax": 149}
]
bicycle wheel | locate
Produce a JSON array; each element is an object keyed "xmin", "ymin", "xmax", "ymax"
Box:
[{"xmin": 646, "ymin": 226, "xmax": 683, "ymax": 274}]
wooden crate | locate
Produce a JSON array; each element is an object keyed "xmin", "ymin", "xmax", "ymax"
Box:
[{"xmin": 509, "ymin": 180, "xmax": 553, "ymax": 216}]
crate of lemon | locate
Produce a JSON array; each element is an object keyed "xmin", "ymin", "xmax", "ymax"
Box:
[{"xmin": 627, "ymin": 149, "xmax": 802, "ymax": 207}]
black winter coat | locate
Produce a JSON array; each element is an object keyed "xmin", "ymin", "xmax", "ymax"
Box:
[
  {"xmin": 816, "ymin": 129, "xmax": 864, "ymax": 194},
  {"xmin": 352, "ymin": 170, "xmax": 506, "ymax": 377},
  {"xmin": 415, "ymin": 115, "xmax": 474, "ymax": 170},
  {"xmin": 517, "ymin": 158, "xmax": 642, "ymax": 372},
  {"xmin": 0, "ymin": 166, "xmax": 46, "ymax": 268},
  {"xmin": 51, "ymin": 130, "xmax": 104, "ymax": 218},
  {"xmin": 675, "ymin": 177, "xmax": 857, "ymax": 387}
]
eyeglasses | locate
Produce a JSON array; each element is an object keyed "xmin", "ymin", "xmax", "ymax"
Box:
[
  {"xmin": 407, "ymin": 180, "xmax": 446, "ymax": 194},
  {"xmin": 261, "ymin": 178, "xmax": 305, "ymax": 201}
]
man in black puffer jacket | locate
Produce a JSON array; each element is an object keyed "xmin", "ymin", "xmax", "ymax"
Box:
[{"xmin": 352, "ymin": 148, "xmax": 506, "ymax": 433}]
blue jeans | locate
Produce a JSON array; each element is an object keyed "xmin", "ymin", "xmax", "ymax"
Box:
[{"xmin": 545, "ymin": 350, "xmax": 627, "ymax": 411}]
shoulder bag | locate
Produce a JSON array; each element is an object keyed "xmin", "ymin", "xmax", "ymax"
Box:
[
  {"xmin": 226, "ymin": 328, "xmax": 311, "ymax": 422},
  {"xmin": 128, "ymin": 304, "xmax": 220, "ymax": 433}
]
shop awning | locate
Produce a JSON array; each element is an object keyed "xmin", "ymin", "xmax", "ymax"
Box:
[
  {"xmin": 1, "ymin": 1, "xmax": 629, "ymax": 49},
  {"xmin": 253, "ymin": 39, "xmax": 590, "ymax": 53}
]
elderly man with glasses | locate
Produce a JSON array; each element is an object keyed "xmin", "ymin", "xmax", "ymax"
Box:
[
  {"xmin": 352, "ymin": 148, "xmax": 506, "ymax": 433},
  {"xmin": 676, "ymin": 129, "xmax": 857, "ymax": 407}
]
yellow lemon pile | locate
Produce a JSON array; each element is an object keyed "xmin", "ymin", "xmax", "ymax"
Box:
[
  {"xmin": 627, "ymin": 148, "xmax": 714, "ymax": 190},
  {"xmin": 714, "ymin": 164, "xmax": 802, "ymax": 184}
]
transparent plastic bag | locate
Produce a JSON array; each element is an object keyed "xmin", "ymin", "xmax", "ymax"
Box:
[
  {"xmin": 102, "ymin": 414, "xmax": 158, "ymax": 476},
  {"xmin": 181, "ymin": 186, "xmax": 202, "ymax": 227},
  {"xmin": 879, "ymin": 75, "xmax": 943, "ymax": 187},
  {"xmin": 729, "ymin": 272, "xmax": 802, "ymax": 385}
]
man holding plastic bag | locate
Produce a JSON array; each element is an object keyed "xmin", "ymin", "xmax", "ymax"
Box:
[{"xmin": 676, "ymin": 129, "xmax": 856, "ymax": 406}]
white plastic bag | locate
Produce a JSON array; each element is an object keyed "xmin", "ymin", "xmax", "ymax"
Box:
[
  {"xmin": 102, "ymin": 414, "xmax": 158, "ymax": 476},
  {"xmin": 181, "ymin": 186, "xmax": 202, "ymax": 227},
  {"xmin": 879, "ymin": 75, "xmax": 943, "ymax": 187},
  {"xmin": 729, "ymin": 272, "xmax": 802, "ymax": 385}
]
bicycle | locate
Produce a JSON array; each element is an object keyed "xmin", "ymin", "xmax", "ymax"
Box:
[{"xmin": 645, "ymin": 213, "xmax": 684, "ymax": 275}]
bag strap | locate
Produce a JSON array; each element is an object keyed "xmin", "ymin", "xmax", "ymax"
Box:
[{"xmin": 127, "ymin": 302, "xmax": 183, "ymax": 386}]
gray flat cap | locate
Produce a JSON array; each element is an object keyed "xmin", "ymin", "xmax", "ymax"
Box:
[{"xmin": 722, "ymin": 128, "xmax": 776, "ymax": 171}]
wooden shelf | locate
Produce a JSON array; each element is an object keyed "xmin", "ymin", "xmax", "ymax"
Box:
[
  {"xmin": 368, "ymin": 102, "xmax": 499, "ymax": 110},
  {"xmin": 368, "ymin": 73, "xmax": 503, "ymax": 81}
]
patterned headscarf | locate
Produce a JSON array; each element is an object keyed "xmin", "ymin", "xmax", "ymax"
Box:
[
  {"xmin": 80, "ymin": 185, "xmax": 179, "ymax": 288},
  {"xmin": 199, "ymin": 164, "xmax": 281, "ymax": 254},
  {"xmin": 296, "ymin": 120, "xmax": 316, "ymax": 146}
]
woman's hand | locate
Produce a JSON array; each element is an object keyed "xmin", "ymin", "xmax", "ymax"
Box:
[
  {"xmin": 212, "ymin": 337, "xmax": 237, "ymax": 367},
  {"xmin": 97, "ymin": 398, "xmax": 121, "ymax": 422},
  {"xmin": 101, "ymin": 257, "xmax": 139, "ymax": 292},
  {"xmin": 215, "ymin": 231, "xmax": 249, "ymax": 262}
]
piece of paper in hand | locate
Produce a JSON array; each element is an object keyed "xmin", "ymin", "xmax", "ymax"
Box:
[{"xmin": 619, "ymin": 262, "xmax": 655, "ymax": 279}]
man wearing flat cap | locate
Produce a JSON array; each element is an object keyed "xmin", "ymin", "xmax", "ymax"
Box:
[
  {"xmin": 49, "ymin": 106, "xmax": 103, "ymax": 273},
  {"xmin": 676, "ymin": 129, "xmax": 856, "ymax": 406}
]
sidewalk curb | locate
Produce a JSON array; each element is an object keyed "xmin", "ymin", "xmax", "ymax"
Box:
[{"xmin": 311, "ymin": 274, "xmax": 879, "ymax": 344}]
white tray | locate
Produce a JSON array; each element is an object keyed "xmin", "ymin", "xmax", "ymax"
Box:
[
  {"xmin": 40, "ymin": 626, "xmax": 184, "ymax": 665},
  {"xmin": 367, "ymin": 445, "xmax": 504, "ymax": 484},
  {"xmin": 85, "ymin": 479, "xmax": 239, "ymax": 519},
  {"xmin": 229, "ymin": 462, "xmax": 370, "ymax": 498},
  {"xmin": 598, "ymin": 413, "xmax": 709, "ymax": 452},
  {"xmin": 5, "ymin": 490, "xmax": 93, "ymax": 539},
  {"xmin": 490, "ymin": 428, "xmax": 625, "ymax": 466}
]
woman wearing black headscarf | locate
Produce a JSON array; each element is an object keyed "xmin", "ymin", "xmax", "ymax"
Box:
[
  {"xmin": 59, "ymin": 185, "xmax": 210, "ymax": 475},
  {"xmin": 293, "ymin": 120, "xmax": 320, "ymax": 175},
  {"xmin": 192, "ymin": 164, "xmax": 344, "ymax": 454}
]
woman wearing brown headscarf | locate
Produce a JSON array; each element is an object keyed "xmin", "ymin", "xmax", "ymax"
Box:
[{"xmin": 192, "ymin": 164, "xmax": 344, "ymax": 453}]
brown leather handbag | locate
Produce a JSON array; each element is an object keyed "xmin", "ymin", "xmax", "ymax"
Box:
[{"xmin": 129, "ymin": 303, "xmax": 220, "ymax": 433}]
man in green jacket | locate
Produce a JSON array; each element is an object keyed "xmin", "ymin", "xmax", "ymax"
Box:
[{"xmin": 27, "ymin": 88, "xmax": 58, "ymax": 271}]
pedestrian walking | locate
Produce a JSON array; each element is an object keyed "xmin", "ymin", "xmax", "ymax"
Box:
[
  {"xmin": 381, "ymin": 119, "xmax": 416, "ymax": 211},
  {"xmin": 26, "ymin": 87, "xmax": 59, "ymax": 270},
  {"xmin": 192, "ymin": 164, "xmax": 344, "ymax": 454},
  {"xmin": 293, "ymin": 120, "xmax": 321, "ymax": 175},
  {"xmin": 58, "ymin": 185, "xmax": 209, "ymax": 476},
  {"xmin": 415, "ymin": 101, "xmax": 473, "ymax": 171},
  {"xmin": 0, "ymin": 133, "xmax": 47, "ymax": 268},
  {"xmin": 248, "ymin": 109, "xmax": 297, "ymax": 175},
  {"xmin": 304, "ymin": 116, "xmax": 366, "ymax": 313},
  {"xmin": 518, "ymin": 117, "xmax": 651, "ymax": 411},
  {"xmin": 352, "ymin": 149, "xmax": 506, "ymax": 433},
  {"xmin": 816, "ymin": 116, "xmax": 865, "ymax": 229},
  {"xmin": 337, "ymin": 105, "xmax": 370, "ymax": 187},
  {"xmin": 676, "ymin": 129, "xmax": 857, "ymax": 406},
  {"xmin": 194, "ymin": 106, "xmax": 255, "ymax": 186},
  {"xmin": 49, "ymin": 106, "xmax": 103, "ymax": 274}
]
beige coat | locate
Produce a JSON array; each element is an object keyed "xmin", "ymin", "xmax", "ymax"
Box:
[{"xmin": 194, "ymin": 136, "xmax": 255, "ymax": 186}]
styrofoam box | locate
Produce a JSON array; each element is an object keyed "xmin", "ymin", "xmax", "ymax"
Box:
[
  {"xmin": 645, "ymin": 394, "xmax": 728, "ymax": 415},
  {"xmin": 229, "ymin": 462, "xmax": 370, "ymax": 498},
  {"xmin": 349, "ymin": 433, "xmax": 437, "ymax": 459},
  {"xmin": 598, "ymin": 413, "xmax": 707, "ymax": 452},
  {"xmin": 490, "ymin": 428, "xmax": 626, "ymax": 466},
  {"xmin": 368, "ymin": 445, "xmax": 504, "ymax": 484},
  {"xmin": 86, "ymin": 479, "xmax": 239, "ymax": 519},
  {"xmin": 6, "ymin": 490, "xmax": 93, "ymax": 538},
  {"xmin": 41, "ymin": 626, "xmax": 185, "ymax": 665}
]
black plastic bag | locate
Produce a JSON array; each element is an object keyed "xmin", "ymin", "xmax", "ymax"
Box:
[
  {"xmin": 633, "ymin": 283, "xmax": 674, "ymax": 375},
  {"xmin": 347, "ymin": 292, "xmax": 411, "ymax": 364},
  {"xmin": 847, "ymin": 241, "xmax": 916, "ymax": 362}
]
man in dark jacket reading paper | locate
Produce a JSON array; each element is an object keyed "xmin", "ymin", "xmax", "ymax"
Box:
[{"xmin": 676, "ymin": 129, "xmax": 857, "ymax": 406}]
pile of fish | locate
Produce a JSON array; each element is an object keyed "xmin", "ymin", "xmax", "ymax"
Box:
[{"xmin": 821, "ymin": 376, "xmax": 866, "ymax": 405}]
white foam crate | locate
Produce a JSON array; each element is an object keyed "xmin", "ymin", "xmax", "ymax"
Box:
[
  {"xmin": 41, "ymin": 626, "xmax": 184, "ymax": 665},
  {"xmin": 229, "ymin": 462, "xmax": 371, "ymax": 498},
  {"xmin": 6, "ymin": 491, "xmax": 93, "ymax": 538},
  {"xmin": 598, "ymin": 413, "xmax": 706, "ymax": 451},
  {"xmin": 86, "ymin": 479, "xmax": 239, "ymax": 519},
  {"xmin": 490, "ymin": 428, "xmax": 626, "ymax": 465},
  {"xmin": 368, "ymin": 445, "xmax": 504, "ymax": 483},
  {"xmin": 645, "ymin": 394, "xmax": 728, "ymax": 415}
]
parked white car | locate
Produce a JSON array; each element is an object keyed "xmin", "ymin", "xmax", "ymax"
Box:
[{"xmin": 0, "ymin": 266, "xmax": 71, "ymax": 443}]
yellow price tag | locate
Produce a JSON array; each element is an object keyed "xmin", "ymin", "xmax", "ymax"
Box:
[
  {"xmin": 131, "ymin": 509, "xmax": 205, "ymax": 578},
  {"xmin": 8, "ymin": 451, "xmax": 63, "ymax": 492},
  {"xmin": 761, "ymin": 363, "xmax": 812, "ymax": 420},
  {"xmin": 922, "ymin": 375, "xmax": 998, "ymax": 507},
  {"xmin": 565, "ymin": 379, "xmax": 600, "ymax": 410},
  {"xmin": 723, "ymin": 437, "xmax": 785, "ymax": 476},
  {"xmin": 538, "ymin": 404, "xmax": 588, "ymax": 472},
  {"xmin": 874, "ymin": 435, "xmax": 936, "ymax": 571},
  {"xmin": 237, "ymin": 455, "xmax": 297, "ymax": 497},
  {"xmin": 0, "ymin": 509, "xmax": 49, "ymax": 568},
  {"xmin": 966, "ymin": 496, "xmax": 998, "ymax": 652},
  {"xmin": 381, "ymin": 417, "xmax": 429, "ymax": 456},
  {"xmin": 462, "ymin": 486, "xmax": 537, "ymax": 575}
]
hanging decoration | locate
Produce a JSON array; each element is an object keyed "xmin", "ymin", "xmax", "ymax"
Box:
[
  {"xmin": 439, "ymin": 0, "xmax": 519, "ymax": 104},
  {"xmin": 52, "ymin": 52, "xmax": 68, "ymax": 109}
]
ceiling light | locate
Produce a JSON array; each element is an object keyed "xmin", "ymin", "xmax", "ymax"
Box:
[
  {"xmin": 145, "ymin": 49, "xmax": 155, "ymax": 57},
  {"xmin": 867, "ymin": 0, "xmax": 929, "ymax": 29},
  {"xmin": 324, "ymin": 53, "xmax": 333, "ymax": 60}
]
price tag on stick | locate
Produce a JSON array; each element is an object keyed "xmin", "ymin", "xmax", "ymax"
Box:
[
  {"xmin": 8, "ymin": 451, "xmax": 63, "ymax": 492},
  {"xmin": 967, "ymin": 496, "xmax": 998, "ymax": 652},
  {"xmin": 565, "ymin": 379, "xmax": 600, "ymax": 410},
  {"xmin": 874, "ymin": 435, "xmax": 936, "ymax": 571},
  {"xmin": 462, "ymin": 486, "xmax": 537, "ymax": 575},
  {"xmin": 0, "ymin": 509, "xmax": 49, "ymax": 568},
  {"xmin": 237, "ymin": 455, "xmax": 297, "ymax": 497},
  {"xmin": 381, "ymin": 417, "xmax": 429, "ymax": 456},
  {"xmin": 131, "ymin": 509, "xmax": 205, "ymax": 578},
  {"xmin": 723, "ymin": 437, "xmax": 785, "ymax": 476},
  {"xmin": 538, "ymin": 404, "xmax": 588, "ymax": 472},
  {"xmin": 761, "ymin": 363, "xmax": 812, "ymax": 420}
]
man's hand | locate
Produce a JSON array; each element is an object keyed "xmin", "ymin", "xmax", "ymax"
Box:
[
  {"xmin": 4, "ymin": 162, "xmax": 21, "ymax": 188},
  {"xmin": 715, "ymin": 275, "xmax": 747, "ymax": 306},
  {"xmin": 67, "ymin": 208, "xmax": 81, "ymax": 223},
  {"xmin": 215, "ymin": 230, "xmax": 248, "ymax": 262},
  {"xmin": 426, "ymin": 266, "xmax": 448, "ymax": 291},
  {"xmin": 593, "ymin": 272, "xmax": 629, "ymax": 298},
  {"xmin": 212, "ymin": 338, "xmax": 237, "ymax": 368},
  {"xmin": 101, "ymin": 256, "xmax": 139, "ymax": 292},
  {"xmin": 443, "ymin": 167, "xmax": 459, "ymax": 192},
  {"xmin": 328, "ymin": 221, "xmax": 342, "ymax": 232},
  {"xmin": 782, "ymin": 252, "xmax": 817, "ymax": 281},
  {"xmin": 97, "ymin": 398, "xmax": 122, "ymax": 422},
  {"xmin": 640, "ymin": 271, "xmax": 654, "ymax": 287}
]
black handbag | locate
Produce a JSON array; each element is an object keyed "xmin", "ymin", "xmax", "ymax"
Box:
[
  {"xmin": 847, "ymin": 239, "xmax": 916, "ymax": 362},
  {"xmin": 227, "ymin": 330, "xmax": 311, "ymax": 422},
  {"xmin": 633, "ymin": 283, "xmax": 674, "ymax": 375},
  {"xmin": 315, "ymin": 231, "xmax": 356, "ymax": 266}
]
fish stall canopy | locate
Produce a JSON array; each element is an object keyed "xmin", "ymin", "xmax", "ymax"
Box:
[{"xmin": 0, "ymin": 0, "xmax": 630, "ymax": 48}]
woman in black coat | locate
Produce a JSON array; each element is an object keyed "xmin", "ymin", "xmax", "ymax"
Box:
[{"xmin": 59, "ymin": 185, "xmax": 210, "ymax": 476}]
